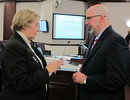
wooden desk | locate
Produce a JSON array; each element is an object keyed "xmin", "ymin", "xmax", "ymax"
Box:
[
  {"xmin": 70, "ymin": 58, "xmax": 84, "ymax": 64},
  {"xmin": 48, "ymin": 70, "xmax": 77, "ymax": 100}
]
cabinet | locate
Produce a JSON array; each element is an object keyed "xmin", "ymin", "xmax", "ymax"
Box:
[{"xmin": 48, "ymin": 70, "xmax": 77, "ymax": 100}]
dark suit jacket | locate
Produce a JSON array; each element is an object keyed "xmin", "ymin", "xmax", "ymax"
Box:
[
  {"xmin": 78, "ymin": 26, "xmax": 130, "ymax": 100},
  {"xmin": 2, "ymin": 32, "xmax": 49, "ymax": 100}
]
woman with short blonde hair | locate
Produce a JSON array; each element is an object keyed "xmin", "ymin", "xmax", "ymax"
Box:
[{"xmin": 2, "ymin": 8, "xmax": 63, "ymax": 100}]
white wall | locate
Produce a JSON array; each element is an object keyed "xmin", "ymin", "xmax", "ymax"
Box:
[
  {"xmin": 0, "ymin": 3, "xmax": 3, "ymax": 40},
  {"xmin": 36, "ymin": 0, "xmax": 53, "ymax": 43},
  {"xmin": 16, "ymin": 0, "xmax": 85, "ymax": 56},
  {"xmin": 35, "ymin": 0, "xmax": 85, "ymax": 56},
  {"xmin": 16, "ymin": 2, "xmax": 41, "ymax": 14},
  {"xmin": 38, "ymin": 0, "xmax": 85, "ymax": 55},
  {"xmin": 37, "ymin": 0, "xmax": 86, "ymax": 44},
  {"xmin": 102, "ymin": 3, "xmax": 130, "ymax": 38},
  {"xmin": 1, "ymin": 1, "xmax": 130, "ymax": 55},
  {"xmin": 53, "ymin": 0, "xmax": 86, "ymax": 15}
]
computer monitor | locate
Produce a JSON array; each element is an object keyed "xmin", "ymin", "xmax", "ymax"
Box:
[
  {"xmin": 39, "ymin": 20, "xmax": 48, "ymax": 32},
  {"xmin": 52, "ymin": 13, "xmax": 85, "ymax": 40}
]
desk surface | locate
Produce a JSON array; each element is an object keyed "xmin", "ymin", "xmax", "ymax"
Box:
[{"xmin": 45, "ymin": 55, "xmax": 83, "ymax": 72}]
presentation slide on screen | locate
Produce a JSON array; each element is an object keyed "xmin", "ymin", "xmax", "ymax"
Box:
[{"xmin": 53, "ymin": 14, "xmax": 85, "ymax": 39}]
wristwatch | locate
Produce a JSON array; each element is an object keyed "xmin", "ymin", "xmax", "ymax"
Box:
[{"xmin": 83, "ymin": 78, "xmax": 87, "ymax": 84}]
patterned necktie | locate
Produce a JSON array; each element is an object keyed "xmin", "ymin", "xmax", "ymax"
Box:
[
  {"xmin": 92, "ymin": 39, "xmax": 98, "ymax": 48},
  {"xmin": 90, "ymin": 39, "xmax": 98, "ymax": 50},
  {"xmin": 92, "ymin": 39, "xmax": 98, "ymax": 47}
]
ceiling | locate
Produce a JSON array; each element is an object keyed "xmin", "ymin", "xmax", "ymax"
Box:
[
  {"xmin": 0, "ymin": 0, "xmax": 130, "ymax": 2},
  {"xmin": 0, "ymin": 0, "xmax": 45, "ymax": 2},
  {"xmin": 75, "ymin": 0, "xmax": 130, "ymax": 2}
]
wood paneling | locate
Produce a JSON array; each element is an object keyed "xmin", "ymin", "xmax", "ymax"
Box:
[
  {"xmin": 48, "ymin": 71, "xmax": 77, "ymax": 100},
  {"xmin": 2, "ymin": 0, "xmax": 130, "ymax": 2},
  {"xmin": 76, "ymin": 0, "xmax": 130, "ymax": 2},
  {"xmin": 3, "ymin": 2, "xmax": 16, "ymax": 40},
  {"xmin": 2, "ymin": 0, "xmax": 45, "ymax": 2}
]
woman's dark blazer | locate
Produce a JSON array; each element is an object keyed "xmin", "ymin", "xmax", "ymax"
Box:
[
  {"xmin": 78, "ymin": 26, "xmax": 130, "ymax": 100},
  {"xmin": 2, "ymin": 32, "xmax": 49, "ymax": 100}
]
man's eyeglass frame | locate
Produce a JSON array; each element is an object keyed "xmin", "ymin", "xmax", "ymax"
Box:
[{"xmin": 85, "ymin": 15, "xmax": 105, "ymax": 22}]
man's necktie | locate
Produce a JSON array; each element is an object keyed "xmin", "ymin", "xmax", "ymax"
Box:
[
  {"xmin": 91, "ymin": 39, "xmax": 98, "ymax": 50},
  {"xmin": 92, "ymin": 39, "xmax": 98, "ymax": 47}
]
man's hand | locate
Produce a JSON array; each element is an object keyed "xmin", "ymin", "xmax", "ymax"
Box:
[{"xmin": 72, "ymin": 72, "xmax": 87, "ymax": 84}]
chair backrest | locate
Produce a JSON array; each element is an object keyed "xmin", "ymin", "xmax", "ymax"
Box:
[
  {"xmin": 0, "ymin": 40, "xmax": 8, "ymax": 51},
  {"xmin": 125, "ymin": 81, "xmax": 130, "ymax": 100},
  {"xmin": 35, "ymin": 42, "xmax": 45, "ymax": 55},
  {"xmin": 0, "ymin": 40, "xmax": 8, "ymax": 93},
  {"xmin": 0, "ymin": 41, "xmax": 2, "ymax": 49},
  {"xmin": 0, "ymin": 49, "xmax": 2, "ymax": 69},
  {"xmin": 0, "ymin": 48, "xmax": 2, "ymax": 93}
]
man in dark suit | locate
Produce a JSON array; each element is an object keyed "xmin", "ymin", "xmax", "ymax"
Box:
[
  {"xmin": 1, "ymin": 8, "xmax": 63, "ymax": 100},
  {"xmin": 125, "ymin": 31, "xmax": 130, "ymax": 86},
  {"xmin": 72, "ymin": 4, "xmax": 130, "ymax": 100}
]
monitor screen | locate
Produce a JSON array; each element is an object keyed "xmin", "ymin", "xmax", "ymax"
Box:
[
  {"xmin": 52, "ymin": 13, "xmax": 85, "ymax": 40},
  {"xmin": 39, "ymin": 20, "xmax": 48, "ymax": 32}
]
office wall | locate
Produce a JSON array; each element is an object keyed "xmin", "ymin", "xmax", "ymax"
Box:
[
  {"xmin": 39, "ymin": 0, "xmax": 86, "ymax": 56},
  {"xmin": 0, "ymin": 3, "xmax": 3, "ymax": 40},
  {"xmin": 0, "ymin": 1, "xmax": 130, "ymax": 55},
  {"xmin": 103, "ymin": 3, "xmax": 130, "ymax": 38},
  {"xmin": 16, "ymin": 2, "xmax": 41, "ymax": 14},
  {"xmin": 37, "ymin": 0, "xmax": 53, "ymax": 43},
  {"xmin": 16, "ymin": 0, "xmax": 85, "ymax": 55}
]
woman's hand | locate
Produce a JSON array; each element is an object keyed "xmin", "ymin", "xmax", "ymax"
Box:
[{"xmin": 46, "ymin": 60, "xmax": 64, "ymax": 73}]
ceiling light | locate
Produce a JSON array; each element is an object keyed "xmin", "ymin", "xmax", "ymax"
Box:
[{"xmin": 126, "ymin": 20, "xmax": 130, "ymax": 27}]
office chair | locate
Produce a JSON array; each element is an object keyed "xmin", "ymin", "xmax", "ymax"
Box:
[{"xmin": 35, "ymin": 42, "xmax": 46, "ymax": 55}]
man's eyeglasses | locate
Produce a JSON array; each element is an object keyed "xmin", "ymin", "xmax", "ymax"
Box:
[{"xmin": 85, "ymin": 15, "xmax": 105, "ymax": 22}]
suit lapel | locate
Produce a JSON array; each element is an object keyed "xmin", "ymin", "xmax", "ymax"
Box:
[
  {"xmin": 84, "ymin": 26, "xmax": 112, "ymax": 63},
  {"xmin": 30, "ymin": 40, "xmax": 47, "ymax": 67},
  {"xmin": 85, "ymin": 39, "xmax": 103, "ymax": 62},
  {"xmin": 13, "ymin": 32, "xmax": 29, "ymax": 48},
  {"xmin": 13, "ymin": 32, "xmax": 43, "ymax": 67},
  {"xmin": 84, "ymin": 37, "xmax": 95, "ymax": 60}
]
